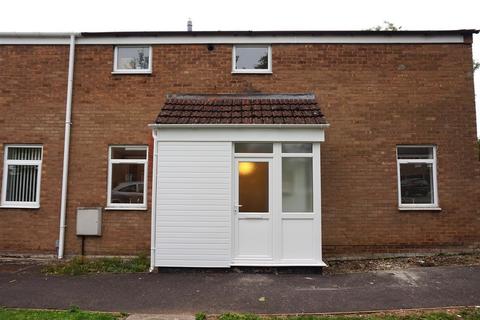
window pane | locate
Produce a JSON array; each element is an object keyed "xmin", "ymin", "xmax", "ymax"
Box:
[
  {"xmin": 235, "ymin": 46, "xmax": 269, "ymax": 70},
  {"xmin": 400, "ymin": 163, "xmax": 434, "ymax": 204},
  {"xmin": 282, "ymin": 143, "xmax": 312, "ymax": 153},
  {"xmin": 282, "ymin": 158, "xmax": 313, "ymax": 212},
  {"xmin": 111, "ymin": 146, "xmax": 147, "ymax": 159},
  {"xmin": 7, "ymin": 147, "xmax": 42, "ymax": 160},
  {"xmin": 6, "ymin": 165, "xmax": 38, "ymax": 202},
  {"xmin": 238, "ymin": 161, "xmax": 269, "ymax": 212},
  {"xmin": 235, "ymin": 143, "xmax": 273, "ymax": 153},
  {"xmin": 111, "ymin": 163, "xmax": 145, "ymax": 204},
  {"xmin": 116, "ymin": 47, "xmax": 150, "ymax": 70},
  {"xmin": 397, "ymin": 146, "xmax": 433, "ymax": 159}
]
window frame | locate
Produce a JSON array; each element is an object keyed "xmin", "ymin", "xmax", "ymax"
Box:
[
  {"xmin": 112, "ymin": 46, "xmax": 153, "ymax": 74},
  {"xmin": 232, "ymin": 44, "xmax": 272, "ymax": 74},
  {"xmin": 1, "ymin": 144, "xmax": 43, "ymax": 209},
  {"xmin": 396, "ymin": 145, "xmax": 439, "ymax": 210},
  {"xmin": 107, "ymin": 145, "xmax": 148, "ymax": 210}
]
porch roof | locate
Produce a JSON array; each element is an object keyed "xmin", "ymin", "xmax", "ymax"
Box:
[{"xmin": 155, "ymin": 94, "xmax": 327, "ymax": 125}]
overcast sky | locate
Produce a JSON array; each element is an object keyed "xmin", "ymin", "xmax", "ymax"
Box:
[{"xmin": 1, "ymin": 0, "xmax": 479, "ymax": 136}]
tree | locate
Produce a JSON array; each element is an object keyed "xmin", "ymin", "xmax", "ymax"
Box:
[
  {"xmin": 474, "ymin": 60, "xmax": 480, "ymax": 73},
  {"xmin": 255, "ymin": 54, "xmax": 269, "ymax": 69},
  {"xmin": 369, "ymin": 21, "xmax": 402, "ymax": 31}
]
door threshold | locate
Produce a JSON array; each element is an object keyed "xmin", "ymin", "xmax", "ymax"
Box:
[{"xmin": 231, "ymin": 261, "xmax": 327, "ymax": 267}]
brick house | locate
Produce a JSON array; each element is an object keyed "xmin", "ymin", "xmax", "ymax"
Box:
[{"xmin": 0, "ymin": 30, "xmax": 479, "ymax": 269}]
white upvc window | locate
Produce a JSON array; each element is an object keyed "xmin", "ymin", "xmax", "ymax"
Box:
[
  {"xmin": 1, "ymin": 145, "xmax": 43, "ymax": 208},
  {"xmin": 396, "ymin": 145, "xmax": 440, "ymax": 210},
  {"xmin": 107, "ymin": 145, "xmax": 148, "ymax": 210},
  {"xmin": 113, "ymin": 46, "xmax": 152, "ymax": 74},
  {"xmin": 232, "ymin": 45, "xmax": 272, "ymax": 74}
]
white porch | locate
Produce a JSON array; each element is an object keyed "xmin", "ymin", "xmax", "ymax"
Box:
[{"xmin": 150, "ymin": 125, "xmax": 327, "ymax": 268}]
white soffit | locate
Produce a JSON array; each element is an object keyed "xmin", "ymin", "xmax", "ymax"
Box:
[{"xmin": 0, "ymin": 34, "xmax": 465, "ymax": 45}]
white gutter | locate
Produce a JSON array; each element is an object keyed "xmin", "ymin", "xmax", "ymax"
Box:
[
  {"xmin": 149, "ymin": 129, "xmax": 159, "ymax": 272},
  {"xmin": 57, "ymin": 34, "xmax": 76, "ymax": 259},
  {"xmin": 148, "ymin": 123, "xmax": 330, "ymax": 129}
]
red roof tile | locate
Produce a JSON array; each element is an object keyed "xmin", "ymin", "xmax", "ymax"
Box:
[{"xmin": 155, "ymin": 94, "xmax": 327, "ymax": 125}]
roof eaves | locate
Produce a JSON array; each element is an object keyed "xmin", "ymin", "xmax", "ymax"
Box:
[{"xmin": 80, "ymin": 29, "xmax": 479, "ymax": 38}]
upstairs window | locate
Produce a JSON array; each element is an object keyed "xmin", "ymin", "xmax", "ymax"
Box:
[
  {"xmin": 107, "ymin": 146, "xmax": 148, "ymax": 210},
  {"xmin": 113, "ymin": 46, "xmax": 152, "ymax": 74},
  {"xmin": 232, "ymin": 45, "xmax": 272, "ymax": 73},
  {"xmin": 397, "ymin": 145, "xmax": 439, "ymax": 209},
  {"xmin": 1, "ymin": 145, "xmax": 43, "ymax": 208}
]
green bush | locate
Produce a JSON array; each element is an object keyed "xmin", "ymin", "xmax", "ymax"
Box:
[{"xmin": 196, "ymin": 312, "xmax": 207, "ymax": 320}]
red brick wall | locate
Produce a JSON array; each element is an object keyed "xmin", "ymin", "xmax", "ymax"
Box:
[
  {"xmin": 0, "ymin": 45, "xmax": 69, "ymax": 254},
  {"xmin": 1, "ymin": 42, "xmax": 479, "ymax": 257}
]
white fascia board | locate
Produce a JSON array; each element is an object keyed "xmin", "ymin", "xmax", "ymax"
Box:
[
  {"xmin": 0, "ymin": 32, "xmax": 80, "ymax": 37},
  {"xmin": 0, "ymin": 34, "xmax": 464, "ymax": 45},
  {"xmin": 150, "ymin": 125, "xmax": 327, "ymax": 142},
  {"xmin": 0, "ymin": 37, "xmax": 72, "ymax": 45},
  {"xmin": 0, "ymin": 32, "xmax": 80, "ymax": 45},
  {"xmin": 76, "ymin": 35, "xmax": 464, "ymax": 45}
]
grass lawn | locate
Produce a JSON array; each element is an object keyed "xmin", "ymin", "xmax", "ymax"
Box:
[
  {"xmin": 205, "ymin": 308, "xmax": 480, "ymax": 320},
  {"xmin": 0, "ymin": 307, "xmax": 124, "ymax": 319}
]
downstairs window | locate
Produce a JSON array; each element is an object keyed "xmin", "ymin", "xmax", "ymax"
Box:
[
  {"xmin": 1, "ymin": 145, "xmax": 43, "ymax": 208},
  {"xmin": 397, "ymin": 145, "xmax": 439, "ymax": 209},
  {"xmin": 107, "ymin": 145, "xmax": 148, "ymax": 210}
]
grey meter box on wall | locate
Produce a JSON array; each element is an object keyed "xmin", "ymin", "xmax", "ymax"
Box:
[{"xmin": 76, "ymin": 207, "xmax": 102, "ymax": 236}]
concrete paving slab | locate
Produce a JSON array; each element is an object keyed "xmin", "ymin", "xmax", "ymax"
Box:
[{"xmin": 126, "ymin": 314, "xmax": 194, "ymax": 320}]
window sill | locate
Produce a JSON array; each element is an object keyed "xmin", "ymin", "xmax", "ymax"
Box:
[
  {"xmin": 0, "ymin": 205, "xmax": 40, "ymax": 209},
  {"xmin": 398, "ymin": 207, "xmax": 442, "ymax": 211},
  {"xmin": 231, "ymin": 70, "xmax": 272, "ymax": 74},
  {"xmin": 105, "ymin": 206, "xmax": 148, "ymax": 211},
  {"xmin": 111, "ymin": 71, "xmax": 152, "ymax": 75}
]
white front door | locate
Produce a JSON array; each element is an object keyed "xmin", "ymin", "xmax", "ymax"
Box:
[{"xmin": 233, "ymin": 158, "xmax": 273, "ymax": 263}]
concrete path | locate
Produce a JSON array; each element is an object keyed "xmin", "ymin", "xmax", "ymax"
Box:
[
  {"xmin": 125, "ymin": 315, "xmax": 194, "ymax": 320},
  {"xmin": 0, "ymin": 265, "xmax": 479, "ymax": 315}
]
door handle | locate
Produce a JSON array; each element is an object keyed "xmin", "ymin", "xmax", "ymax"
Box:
[{"xmin": 234, "ymin": 204, "xmax": 243, "ymax": 213}]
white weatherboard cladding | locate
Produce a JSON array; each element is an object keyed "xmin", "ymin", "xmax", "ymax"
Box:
[{"xmin": 155, "ymin": 142, "xmax": 232, "ymax": 267}]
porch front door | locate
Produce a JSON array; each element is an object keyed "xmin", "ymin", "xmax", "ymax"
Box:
[{"xmin": 233, "ymin": 158, "xmax": 273, "ymax": 263}]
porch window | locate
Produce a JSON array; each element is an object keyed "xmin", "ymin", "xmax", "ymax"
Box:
[
  {"xmin": 113, "ymin": 46, "xmax": 152, "ymax": 74},
  {"xmin": 107, "ymin": 145, "xmax": 148, "ymax": 210},
  {"xmin": 232, "ymin": 45, "xmax": 272, "ymax": 73},
  {"xmin": 1, "ymin": 145, "xmax": 43, "ymax": 208},
  {"xmin": 234, "ymin": 143, "xmax": 273, "ymax": 153},
  {"xmin": 397, "ymin": 145, "xmax": 439, "ymax": 209},
  {"xmin": 281, "ymin": 143, "xmax": 313, "ymax": 212}
]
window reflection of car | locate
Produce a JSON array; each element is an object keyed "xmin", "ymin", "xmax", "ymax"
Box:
[
  {"xmin": 111, "ymin": 181, "xmax": 144, "ymax": 203},
  {"xmin": 401, "ymin": 178, "xmax": 430, "ymax": 197}
]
